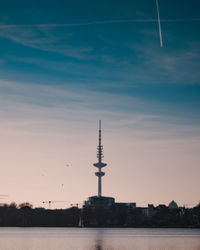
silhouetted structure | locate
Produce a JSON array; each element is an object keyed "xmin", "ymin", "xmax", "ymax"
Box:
[
  {"xmin": 84, "ymin": 121, "xmax": 115, "ymax": 211},
  {"xmin": 168, "ymin": 200, "xmax": 178, "ymax": 209},
  {"xmin": 93, "ymin": 120, "xmax": 107, "ymax": 197}
]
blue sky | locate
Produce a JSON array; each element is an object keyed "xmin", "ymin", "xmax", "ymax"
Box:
[
  {"xmin": 0, "ymin": 0, "xmax": 200, "ymax": 207},
  {"xmin": 0, "ymin": 0, "xmax": 200, "ymax": 122}
]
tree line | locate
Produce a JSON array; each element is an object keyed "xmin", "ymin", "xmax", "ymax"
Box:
[{"xmin": 0, "ymin": 202, "xmax": 199, "ymax": 227}]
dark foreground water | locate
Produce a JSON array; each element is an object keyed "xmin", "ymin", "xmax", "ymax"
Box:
[{"xmin": 0, "ymin": 228, "xmax": 199, "ymax": 250}]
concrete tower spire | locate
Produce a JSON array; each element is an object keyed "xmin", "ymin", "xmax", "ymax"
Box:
[{"xmin": 93, "ymin": 120, "xmax": 107, "ymax": 197}]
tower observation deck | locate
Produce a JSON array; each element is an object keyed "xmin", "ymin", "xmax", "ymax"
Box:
[{"xmin": 93, "ymin": 120, "xmax": 107, "ymax": 197}]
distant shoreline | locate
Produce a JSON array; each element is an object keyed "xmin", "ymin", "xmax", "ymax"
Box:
[{"xmin": 0, "ymin": 203, "xmax": 199, "ymax": 228}]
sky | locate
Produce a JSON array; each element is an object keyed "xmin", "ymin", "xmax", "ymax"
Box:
[{"xmin": 0, "ymin": 0, "xmax": 200, "ymax": 209}]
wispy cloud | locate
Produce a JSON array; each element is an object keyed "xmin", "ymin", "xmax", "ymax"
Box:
[
  {"xmin": 1, "ymin": 17, "xmax": 200, "ymax": 85},
  {"xmin": 0, "ymin": 17, "xmax": 200, "ymax": 60},
  {"xmin": 0, "ymin": 79, "xmax": 199, "ymax": 140},
  {"xmin": 128, "ymin": 37, "xmax": 200, "ymax": 85},
  {"xmin": 6, "ymin": 56, "xmax": 119, "ymax": 81},
  {"xmin": 0, "ymin": 26, "xmax": 93, "ymax": 60}
]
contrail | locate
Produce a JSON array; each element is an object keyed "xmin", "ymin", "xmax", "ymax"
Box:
[
  {"xmin": 0, "ymin": 18, "xmax": 200, "ymax": 29},
  {"xmin": 156, "ymin": 0, "xmax": 163, "ymax": 48},
  {"xmin": 0, "ymin": 19, "xmax": 160, "ymax": 29}
]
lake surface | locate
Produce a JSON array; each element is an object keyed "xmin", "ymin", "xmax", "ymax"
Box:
[{"xmin": 0, "ymin": 228, "xmax": 199, "ymax": 250}]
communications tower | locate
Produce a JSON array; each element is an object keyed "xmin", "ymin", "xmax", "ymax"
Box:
[
  {"xmin": 93, "ymin": 120, "xmax": 107, "ymax": 197},
  {"xmin": 83, "ymin": 121, "xmax": 115, "ymax": 208}
]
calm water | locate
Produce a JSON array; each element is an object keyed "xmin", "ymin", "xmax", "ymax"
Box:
[{"xmin": 0, "ymin": 228, "xmax": 199, "ymax": 250}]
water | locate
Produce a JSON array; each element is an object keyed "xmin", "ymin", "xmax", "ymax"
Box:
[{"xmin": 0, "ymin": 228, "xmax": 199, "ymax": 250}]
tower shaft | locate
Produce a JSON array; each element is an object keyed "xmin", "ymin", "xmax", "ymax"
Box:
[{"xmin": 98, "ymin": 175, "xmax": 102, "ymax": 197}]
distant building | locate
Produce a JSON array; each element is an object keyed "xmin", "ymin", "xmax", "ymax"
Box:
[
  {"xmin": 115, "ymin": 202, "xmax": 136, "ymax": 208},
  {"xmin": 84, "ymin": 196, "xmax": 115, "ymax": 208},
  {"xmin": 168, "ymin": 200, "xmax": 178, "ymax": 209},
  {"xmin": 157, "ymin": 204, "xmax": 167, "ymax": 209},
  {"xmin": 147, "ymin": 204, "xmax": 156, "ymax": 217}
]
